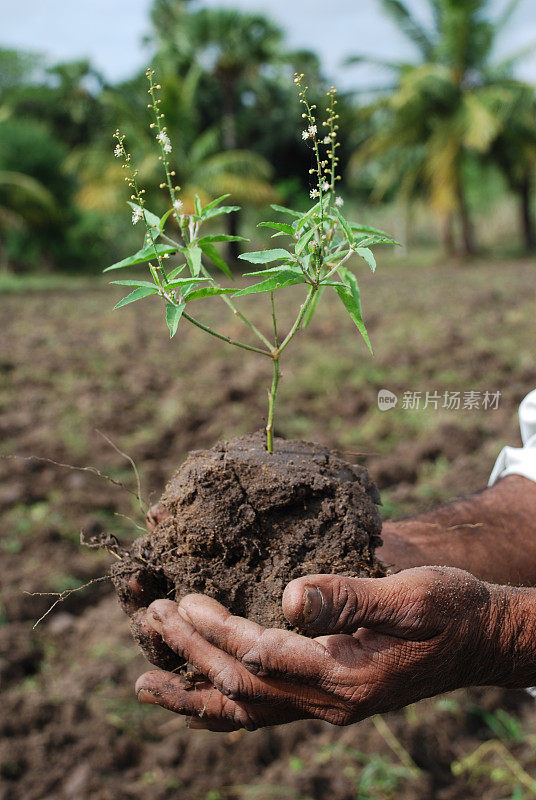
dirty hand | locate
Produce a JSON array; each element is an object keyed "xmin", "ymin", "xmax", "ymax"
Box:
[{"xmin": 134, "ymin": 567, "xmax": 534, "ymax": 731}]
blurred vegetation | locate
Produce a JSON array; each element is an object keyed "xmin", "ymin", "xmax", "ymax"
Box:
[{"xmin": 0, "ymin": 0, "xmax": 534, "ymax": 272}]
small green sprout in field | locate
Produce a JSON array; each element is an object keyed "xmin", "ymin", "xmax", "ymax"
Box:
[{"xmin": 106, "ymin": 69, "xmax": 397, "ymax": 452}]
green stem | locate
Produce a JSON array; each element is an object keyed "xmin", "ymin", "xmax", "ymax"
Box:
[
  {"xmin": 266, "ymin": 356, "xmax": 280, "ymax": 453},
  {"xmin": 278, "ymin": 286, "xmax": 316, "ymax": 354},
  {"xmin": 322, "ymin": 248, "xmax": 355, "ymax": 282},
  {"xmin": 199, "ymin": 265, "xmax": 273, "ymax": 350},
  {"xmin": 270, "ymin": 291, "xmax": 279, "ymax": 347},
  {"xmin": 181, "ymin": 310, "xmax": 271, "ymax": 357}
]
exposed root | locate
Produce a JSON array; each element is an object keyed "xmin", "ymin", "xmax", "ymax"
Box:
[
  {"xmin": 96, "ymin": 429, "xmax": 146, "ymax": 514},
  {"xmin": 1, "ymin": 453, "xmax": 145, "ymax": 509},
  {"xmin": 24, "ymin": 574, "xmax": 110, "ymax": 629}
]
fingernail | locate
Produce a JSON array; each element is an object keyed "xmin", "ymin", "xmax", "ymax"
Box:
[
  {"xmin": 148, "ymin": 611, "xmax": 162, "ymax": 633},
  {"xmin": 178, "ymin": 605, "xmax": 192, "ymax": 625},
  {"xmin": 137, "ymin": 688, "xmax": 159, "ymax": 705},
  {"xmin": 302, "ymin": 585, "xmax": 323, "ymax": 624}
]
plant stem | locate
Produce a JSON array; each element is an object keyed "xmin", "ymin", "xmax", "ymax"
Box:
[
  {"xmin": 266, "ymin": 355, "xmax": 280, "ymax": 453},
  {"xmin": 180, "ymin": 310, "xmax": 271, "ymax": 357},
  {"xmin": 199, "ymin": 265, "xmax": 273, "ymax": 350},
  {"xmin": 278, "ymin": 286, "xmax": 316, "ymax": 354},
  {"xmin": 270, "ymin": 291, "xmax": 279, "ymax": 347},
  {"xmin": 322, "ymin": 248, "xmax": 355, "ymax": 282}
]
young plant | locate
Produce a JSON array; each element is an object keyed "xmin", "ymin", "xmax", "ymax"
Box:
[{"xmin": 106, "ymin": 70, "xmax": 397, "ymax": 452}]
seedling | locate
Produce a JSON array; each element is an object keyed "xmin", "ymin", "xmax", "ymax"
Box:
[{"xmin": 107, "ymin": 70, "xmax": 397, "ymax": 451}]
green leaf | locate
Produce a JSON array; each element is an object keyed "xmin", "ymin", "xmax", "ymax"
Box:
[
  {"xmin": 185, "ymin": 245, "xmax": 202, "ymax": 277},
  {"xmin": 159, "ymin": 207, "xmax": 175, "ymax": 231},
  {"xmin": 110, "ymin": 280, "xmax": 158, "ymax": 289},
  {"xmin": 114, "ymin": 286, "xmax": 158, "ymax": 309},
  {"xmin": 295, "ymin": 226, "xmax": 317, "ymax": 256},
  {"xmin": 303, "ymin": 286, "xmax": 324, "ymax": 329},
  {"xmin": 270, "ymin": 204, "xmax": 301, "ymax": 218},
  {"xmin": 258, "ymin": 222, "xmax": 296, "ymax": 236},
  {"xmin": 197, "ymin": 235, "xmax": 248, "ymax": 244},
  {"xmin": 355, "ymin": 233, "xmax": 400, "ymax": 247},
  {"xmin": 167, "ymin": 264, "xmax": 186, "ymax": 280},
  {"xmin": 202, "ymin": 205, "xmax": 240, "ymax": 221},
  {"xmin": 242, "ymin": 266, "xmax": 301, "ymax": 277},
  {"xmin": 350, "ymin": 223, "xmax": 391, "ymax": 236},
  {"xmin": 335, "ymin": 267, "xmax": 373, "ymax": 354},
  {"xmin": 295, "ymin": 202, "xmax": 321, "ymax": 231},
  {"xmin": 185, "ymin": 287, "xmax": 235, "ymax": 301},
  {"xmin": 199, "ymin": 242, "xmax": 233, "ymax": 278},
  {"xmin": 103, "ymin": 243, "xmax": 177, "ymax": 272},
  {"xmin": 333, "ymin": 207, "xmax": 355, "ymax": 246},
  {"xmin": 233, "ymin": 271, "xmax": 306, "ymax": 297},
  {"xmin": 166, "ymin": 302, "xmax": 185, "ymax": 338},
  {"xmin": 202, "ymin": 194, "xmax": 231, "ymax": 213},
  {"xmin": 356, "ymin": 247, "xmax": 376, "ymax": 273},
  {"xmin": 166, "ymin": 278, "xmax": 209, "ymax": 289},
  {"xmin": 194, "ymin": 194, "xmax": 203, "ymax": 217},
  {"xmin": 238, "ymin": 248, "xmax": 292, "ymax": 264},
  {"xmin": 127, "ymin": 202, "xmax": 160, "ymax": 229}
]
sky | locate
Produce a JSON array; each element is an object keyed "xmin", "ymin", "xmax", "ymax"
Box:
[{"xmin": 2, "ymin": 0, "xmax": 536, "ymax": 89}]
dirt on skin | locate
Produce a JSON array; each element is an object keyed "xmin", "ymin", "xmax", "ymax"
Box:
[{"xmin": 111, "ymin": 431, "xmax": 383, "ymax": 667}]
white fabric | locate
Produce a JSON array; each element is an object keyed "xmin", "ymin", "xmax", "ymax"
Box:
[
  {"xmin": 489, "ymin": 390, "xmax": 536, "ymax": 486},
  {"xmin": 488, "ymin": 390, "xmax": 536, "ymax": 696}
]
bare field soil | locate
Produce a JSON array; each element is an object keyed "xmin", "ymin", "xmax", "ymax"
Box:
[{"xmin": 2, "ymin": 256, "xmax": 536, "ymax": 800}]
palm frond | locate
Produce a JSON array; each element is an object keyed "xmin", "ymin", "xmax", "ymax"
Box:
[{"xmin": 377, "ymin": 0, "xmax": 434, "ymax": 59}]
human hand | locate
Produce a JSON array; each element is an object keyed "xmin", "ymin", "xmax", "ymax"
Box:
[{"xmin": 134, "ymin": 566, "xmax": 522, "ymax": 731}]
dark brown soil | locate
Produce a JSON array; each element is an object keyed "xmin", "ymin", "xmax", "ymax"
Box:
[
  {"xmin": 111, "ymin": 431, "xmax": 383, "ymax": 666},
  {"xmin": 3, "ymin": 260, "xmax": 536, "ymax": 800}
]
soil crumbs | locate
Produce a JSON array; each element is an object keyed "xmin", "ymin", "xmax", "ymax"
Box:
[{"xmin": 2, "ymin": 258, "xmax": 536, "ymax": 800}]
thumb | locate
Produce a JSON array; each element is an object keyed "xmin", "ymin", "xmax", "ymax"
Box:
[{"xmin": 282, "ymin": 568, "xmax": 443, "ymax": 639}]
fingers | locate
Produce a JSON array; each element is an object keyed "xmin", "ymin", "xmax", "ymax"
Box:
[
  {"xmin": 145, "ymin": 502, "xmax": 170, "ymax": 533},
  {"xmin": 176, "ymin": 594, "xmax": 329, "ymax": 681},
  {"xmin": 129, "ymin": 608, "xmax": 182, "ymax": 672},
  {"xmin": 135, "ymin": 669, "xmax": 305, "ymax": 731},
  {"xmin": 111, "ymin": 565, "xmax": 169, "ymax": 616},
  {"xmin": 144, "ymin": 599, "xmax": 348, "ymax": 716},
  {"xmin": 282, "ymin": 568, "xmax": 445, "ymax": 639}
]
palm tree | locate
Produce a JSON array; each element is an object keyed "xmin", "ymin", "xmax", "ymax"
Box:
[
  {"xmin": 488, "ymin": 84, "xmax": 536, "ymax": 251},
  {"xmin": 72, "ymin": 68, "xmax": 275, "ymax": 244},
  {"xmin": 347, "ymin": 0, "xmax": 536, "ymax": 255},
  {"xmin": 150, "ymin": 6, "xmax": 281, "ymax": 257}
]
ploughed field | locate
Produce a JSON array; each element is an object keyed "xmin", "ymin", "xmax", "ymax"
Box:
[{"xmin": 2, "ymin": 255, "xmax": 536, "ymax": 800}]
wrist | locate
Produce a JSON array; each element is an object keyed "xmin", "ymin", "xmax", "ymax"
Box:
[{"xmin": 484, "ymin": 584, "xmax": 536, "ymax": 689}]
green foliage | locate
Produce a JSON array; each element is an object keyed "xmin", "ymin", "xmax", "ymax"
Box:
[
  {"xmin": 107, "ymin": 72, "xmax": 395, "ymax": 450},
  {"xmin": 348, "ymin": 0, "xmax": 536, "ymax": 255}
]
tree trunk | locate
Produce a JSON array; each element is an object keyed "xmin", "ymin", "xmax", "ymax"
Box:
[
  {"xmin": 442, "ymin": 213, "xmax": 456, "ymax": 256},
  {"xmin": 456, "ymin": 178, "xmax": 476, "ymax": 256},
  {"xmin": 519, "ymin": 172, "xmax": 536, "ymax": 253}
]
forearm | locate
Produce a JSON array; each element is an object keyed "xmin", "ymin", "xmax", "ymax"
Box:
[
  {"xmin": 495, "ymin": 584, "xmax": 536, "ymax": 689},
  {"xmin": 378, "ymin": 475, "xmax": 536, "ymax": 586}
]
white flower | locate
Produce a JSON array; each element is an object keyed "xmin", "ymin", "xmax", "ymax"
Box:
[
  {"xmin": 113, "ymin": 144, "xmax": 122, "ymax": 158},
  {"xmin": 173, "ymin": 199, "xmax": 184, "ymax": 213},
  {"xmin": 310, "ymin": 188, "xmax": 319, "ymax": 199},
  {"xmin": 302, "ymin": 129, "xmax": 310, "ymax": 140},
  {"xmin": 308, "ymin": 125, "xmax": 317, "ymax": 137},
  {"xmin": 131, "ymin": 208, "xmax": 144, "ymax": 225},
  {"xmin": 323, "ymin": 136, "xmax": 331, "ymax": 145},
  {"xmin": 335, "ymin": 196, "xmax": 344, "ymax": 207},
  {"xmin": 321, "ymin": 180, "xmax": 330, "ymax": 192},
  {"xmin": 157, "ymin": 130, "xmax": 172, "ymax": 153}
]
